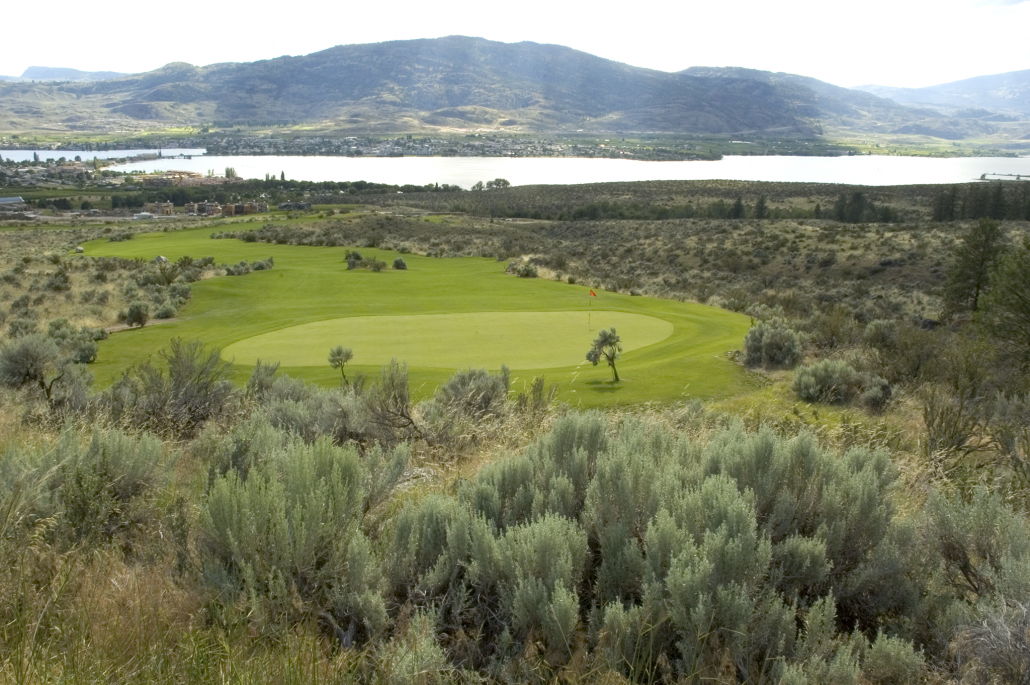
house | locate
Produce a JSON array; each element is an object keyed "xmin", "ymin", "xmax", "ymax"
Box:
[
  {"xmin": 0, "ymin": 196, "xmax": 27, "ymax": 211},
  {"xmin": 144, "ymin": 202, "xmax": 174, "ymax": 215},
  {"xmin": 185, "ymin": 201, "xmax": 222, "ymax": 216}
]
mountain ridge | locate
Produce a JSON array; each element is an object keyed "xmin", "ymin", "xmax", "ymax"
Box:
[
  {"xmin": 0, "ymin": 37, "xmax": 1026, "ymax": 142},
  {"xmin": 855, "ymin": 69, "xmax": 1030, "ymax": 115}
]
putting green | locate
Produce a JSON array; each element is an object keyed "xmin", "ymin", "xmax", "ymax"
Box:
[{"xmin": 222, "ymin": 311, "xmax": 673, "ymax": 369}]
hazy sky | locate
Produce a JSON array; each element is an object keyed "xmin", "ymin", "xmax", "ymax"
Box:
[{"xmin": 2, "ymin": 0, "xmax": 1028, "ymax": 88}]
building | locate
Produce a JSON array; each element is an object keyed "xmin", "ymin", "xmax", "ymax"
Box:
[
  {"xmin": 224, "ymin": 202, "xmax": 270, "ymax": 216},
  {"xmin": 0, "ymin": 196, "xmax": 27, "ymax": 211},
  {"xmin": 277, "ymin": 202, "xmax": 312, "ymax": 211},
  {"xmin": 144, "ymin": 202, "xmax": 174, "ymax": 216},
  {"xmin": 185, "ymin": 201, "xmax": 222, "ymax": 216}
]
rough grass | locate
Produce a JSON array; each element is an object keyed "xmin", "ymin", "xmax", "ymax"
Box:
[{"xmin": 82, "ymin": 225, "xmax": 753, "ymax": 407}]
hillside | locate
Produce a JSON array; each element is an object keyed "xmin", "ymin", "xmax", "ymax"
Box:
[
  {"xmin": 0, "ymin": 37, "xmax": 1024, "ymax": 143},
  {"xmin": 856, "ymin": 69, "xmax": 1030, "ymax": 115},
  {"xmin": 0, "ymin": 36, "xmax": 899, "ymax": 135},
  {"xmin": 684, "ymin": 66, "xmax": 1024, "ymax": 140}
]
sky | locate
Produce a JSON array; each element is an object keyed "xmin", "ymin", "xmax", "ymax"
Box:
[{"xmin": 2, "ymin": 0, "xmax": 1028, "ymax": 88}]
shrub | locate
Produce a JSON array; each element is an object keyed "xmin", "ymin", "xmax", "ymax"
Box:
[
  {"xmin": 44, "ymin": 269, "xmax": 71, "ymax": 292},
  {"xmin": 201, "ymin": 437, "xmax": 403, "ymax": 637},
  {"xmin": 6, "ymin": 316, "xmax": 38, "ymax": 338},
  {"xmin": 393, "ymin": 257, "xmax": 407, "ymax": 270},
  {"xmin": 744, "ymin": 319, "xmax": 804, "ymax": 368},
  {"xmin": 365, "ymin": 359, "xmax": 421, "ymax": 443},
  {"xmin": 155, "ymin": 303, "xmax": 176, "ymax": 319},
  {"xmin": 191, "ymin": 414, "xmax": 286, "ymax": 483},
  {"xmin": 793, "ymin": 359, "xmax": 887, "ymax": 405},
  {"xmin": 864, "ymin": 319, "xmax": 899, "ymax": 350},
  {"xmin": 0, "ymin": 334, "xmax": 66, "ymax": 405},
  {"xmin": 224, "ymin": 260, "xmax": 252, "ymax": 276},
  {"xmin": 860, "ymin": 375, "xmax": 892, "ymax": 412},
  {"xmin": 245, "ymin": 359, "xmax": 281, "ymax": 400},
  {"xmin": 863, "ymin": 633, "xmax": 924, "ymax": 685},
  {"xmin": 516, "ymin": 263, "xmax": 538, "ymax": 278},
  {"xmin": 951, "ymin": 599, "xmax": 1030, "ymax": 685},
  {"xmin": 125, "ymin": 301, "xmax": 149, "ymax": 328},
  {"xmin": 0, "ymin": 428, "xmax": 170, "ymax": 549},
  {"xmin": 260, "ymin": 386, "xmax": 369, "ymax": 445},
  {"xmin": 71, "ymin": 339, "xmax": 98, "ymax": 364},
  {"xmin": 432, "ymin": 366, "xmax": 511, "ymax": 420},
  {"xmin": 168, "ymin": 282, "xmax": 192, "ymax": 301},
  {"xmin": 379, "ymin": 613, "xmax": 452, "ymax": 685},
  {"xmin": 104, "ymin": 338, "xmax": 234, "ymax": 439},
  {"xmin": 806, "ymin": 305, "xmax": 859, "ymax": 350},
  {"xmin": 392, "ymin": 415, "xmax": 910, "ymax": 677},
  {"xmin": 499, "ymin": 514, "xmax": 587, "ymax": 655}
]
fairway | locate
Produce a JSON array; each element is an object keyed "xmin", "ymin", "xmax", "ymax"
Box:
[
  {"xmin": 82, "ymin": 223, "xmax": 754, "ymax": 406},
  {"xmin": 223, "ymin": 311, "xmax": 673, "ymax": 369}
]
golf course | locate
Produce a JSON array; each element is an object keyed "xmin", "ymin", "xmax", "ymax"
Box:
[{"xmin": 83, "ymin": 223, "xmax": 752, "ymax": 405}]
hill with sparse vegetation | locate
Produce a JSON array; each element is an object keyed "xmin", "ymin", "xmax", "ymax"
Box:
[{"xmin": 0, "ymin": 36, "xmax": 990, "ymax": 138}]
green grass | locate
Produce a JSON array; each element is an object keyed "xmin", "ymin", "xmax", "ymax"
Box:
[
  {"xmin": 82, "ymin": 225, "xmax": 753, "ymax": 406},
  {"xmin": 224, "ymin": 311, "xmax": 673, "ymax": 369}
]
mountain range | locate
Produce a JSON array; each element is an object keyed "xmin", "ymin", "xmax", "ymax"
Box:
[
  {"xmin": 856, "ymin": 70, "xmax": 1030, "ymax": 116},
  {"xmin": 0, "ymin": 66, "xmax": 128, "ymax": 82},
  {"xmin": 0, "ymin": 37, "xmax": 1026, "ymax": 141}
]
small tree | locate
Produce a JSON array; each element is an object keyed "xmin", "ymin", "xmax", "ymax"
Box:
[
  {"xmin": 983, "ymin": 237, "xmax": 1030, "ymax": 363},
  {"xmin": 730, "ymin": 196, "xmax": 745, "ymax": 219},
  {"xmin": 0, "ymin": 334, "xmax": 66, "ymax": 405},
  {"xmin": 586, "ymin": 327, "xmax": 622, "ymax": 382},
  {"xmin": 329, "ymin": 346, "xmax": 354, "ymax": 384},
  {"xmin": 754, "ymin": 195, "xmax": 768, "ymax": 219},
  {"xmin": 946, "ymin": 217, "xmax": 1007, "ymax": 314}
]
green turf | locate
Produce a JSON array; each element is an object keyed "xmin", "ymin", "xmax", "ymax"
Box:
[
  {"xmin": 224, "ymin": 311, "xmax": 673, "ymax": 369},
  {"xmin": 81, "ymin": 224, "xmax": 754, "ymax": 406}
]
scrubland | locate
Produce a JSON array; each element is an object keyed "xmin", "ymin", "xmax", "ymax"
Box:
[{"xmin": 2, "ymin": 180, "xmax": 1030, "ymax": 683}]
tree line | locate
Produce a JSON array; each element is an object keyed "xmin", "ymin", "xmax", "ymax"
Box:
[{"xmin": 932, "ymin": 182, "xmax": 1030, "ymax": 222}]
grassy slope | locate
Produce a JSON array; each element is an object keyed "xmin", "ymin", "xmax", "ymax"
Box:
[{"xmin": 83, "ymin": 225, "xmax": 753, "ymax": 406}]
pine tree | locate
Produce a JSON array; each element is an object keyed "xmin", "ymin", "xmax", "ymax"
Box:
[{"xmin": 945, "ymin": 217, "xmax": 1007, "ymax": 313}]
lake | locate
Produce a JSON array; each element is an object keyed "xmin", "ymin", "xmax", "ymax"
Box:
[
  {"xmin": 108, "ymin": 154, "xmax": 1030, "ymax": 188},
  {"xmin": 4, "ymin": 149, "xmax": 1028, "ymax": 186},
  {"xmin": 0, "ymin": 148, "xmax": 205, "ymax": 162}
]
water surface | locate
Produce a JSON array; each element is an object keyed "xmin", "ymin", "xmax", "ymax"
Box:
[{"xmin": 106, "ymin": 154, "xmax": 1029, "ymax": 187}]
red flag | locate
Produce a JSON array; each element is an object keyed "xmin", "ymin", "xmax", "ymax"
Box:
[{"xmin": 590, "ymin": 290, "xmax": 596, "ymax": 297}]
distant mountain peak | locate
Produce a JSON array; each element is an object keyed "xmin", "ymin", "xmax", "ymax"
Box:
[{"xmin": 19, "ymin": 66, "xmax": 129, "ymax": 82}]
